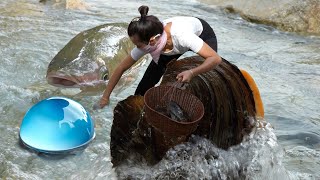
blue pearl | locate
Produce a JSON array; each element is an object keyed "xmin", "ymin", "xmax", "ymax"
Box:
[{"xmin": 20, "ymin": 97, "xmax": 95, "ymax": 153}]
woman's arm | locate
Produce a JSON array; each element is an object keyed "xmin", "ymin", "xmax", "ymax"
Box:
[
  {"xmin": 176, "ymin": 42, "xmax": 222, "ymax": 82},
  {"xmin": 99, "ymin": 55, "xmax": 136, "ymax": 108}
]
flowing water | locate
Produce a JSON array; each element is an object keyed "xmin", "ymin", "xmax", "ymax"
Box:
[{"xmin": 0, "ymin": 0, "xmax": 319, "ymax": 179}]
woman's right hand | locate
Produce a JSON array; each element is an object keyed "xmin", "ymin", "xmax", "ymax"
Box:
[
  {"xmin": 93, "ymin": 96, "xmax": 110, "ymax": 110},
  {"xmin": 99, "ymin": 97, "xmax": 109, "ymax": 108},
  {"xmin": 94, "ymin": 54, "xmax": 135, "ymax": 110}
]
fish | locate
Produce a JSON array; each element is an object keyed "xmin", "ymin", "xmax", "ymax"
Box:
[
  {"xmin": 166, "ymin": 100, "xmax": 190, "ymax": 122},
  {"xmin": 46, "ymin": 23, "xmax": 147, "ymax": 94},
  {"xmin": 155, "ymin": 101, "xmax": 190, "ymax": 122}
]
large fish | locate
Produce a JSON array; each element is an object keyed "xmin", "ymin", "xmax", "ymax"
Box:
[{"xmin": 46, "ymin": 23, "xmax": 147, "ymax": 93}]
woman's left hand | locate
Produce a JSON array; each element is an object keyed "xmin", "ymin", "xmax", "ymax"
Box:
[{"xmin": 176, "ymin": 70, "xmax": 194, "ymax": 82}]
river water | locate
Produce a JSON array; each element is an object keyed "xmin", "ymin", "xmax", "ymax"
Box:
[{"xmin": 0, "ymin": 0, "xmax": 319, "ymax": 179}]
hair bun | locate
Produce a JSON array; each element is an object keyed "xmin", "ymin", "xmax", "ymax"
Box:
[{"xmin": 138, "ymin": 5, "xmax": 149, "ymax": 19}]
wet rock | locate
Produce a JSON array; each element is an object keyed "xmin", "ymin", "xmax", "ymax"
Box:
[{"xmin": 200, "ymin": 0, "xmax": 320, "ymax": 35}]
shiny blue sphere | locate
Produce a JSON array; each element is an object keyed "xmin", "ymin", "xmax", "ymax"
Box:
[{"xmin": 20, "ymin": 97, "xmax": 95, "ymax": 153}]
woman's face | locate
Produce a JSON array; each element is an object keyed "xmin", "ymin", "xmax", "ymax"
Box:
[
  {"xmin": 130, "ymin": 34, "xmax": 147, "ymax": 49},
  {"xmin": 130, "ymin": 34, "xmax": 160, "ymax": 49}
]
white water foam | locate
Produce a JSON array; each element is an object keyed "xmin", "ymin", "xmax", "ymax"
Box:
[{"xmin": 115, "ymin": 120, "xmax": 290, "ymax": 179}]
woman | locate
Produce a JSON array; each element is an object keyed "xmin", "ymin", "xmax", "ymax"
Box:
[{"xmin": 99, "ymin": 5, "xmax": 221, "ymax": 108}]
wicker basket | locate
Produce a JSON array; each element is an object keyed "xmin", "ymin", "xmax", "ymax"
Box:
[{"xmin": 144, "ymin": 85, "xmax": 204, "ymax": 137}]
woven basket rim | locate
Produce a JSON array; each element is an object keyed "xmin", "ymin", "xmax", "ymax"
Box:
[{"xmin": 144, "ymin": 85, "xmax": 205, "ymax": 125}]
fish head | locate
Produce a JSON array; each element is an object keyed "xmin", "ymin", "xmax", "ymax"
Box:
[{"xmin": 46, "ymin": 23, "xmax": 145, "ymax": 92}]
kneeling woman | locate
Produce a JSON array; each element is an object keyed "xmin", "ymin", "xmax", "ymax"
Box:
[{"xmin": 99, "ymin": 5, "xmax": 221, "ymax": 108}]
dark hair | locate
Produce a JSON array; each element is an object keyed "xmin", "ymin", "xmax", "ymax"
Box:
[{"xmin": 128, "ymin": 5, "xmax": 164, "ymax": 43}]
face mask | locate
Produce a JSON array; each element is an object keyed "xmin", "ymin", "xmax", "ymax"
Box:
[
  {"xmin": 140, "ymin": 31, "xmax": 167, "ymax": 64},
  {"xmin": 141, "ymin": 44, "xmax": 156, "ymax": 52},
  {"xmin": 141, "ymin": 34, "xmax": 161, "ymax": 52}
]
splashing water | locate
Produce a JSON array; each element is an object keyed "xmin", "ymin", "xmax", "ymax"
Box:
[{"xmin": 114, "ymin": 121, "xmax": 290, "ymax": 179}]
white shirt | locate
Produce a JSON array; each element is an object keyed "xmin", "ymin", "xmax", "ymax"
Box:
[{"xmin": 130, "ymin": 16, "xmax": 204, "ymax": 61}]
